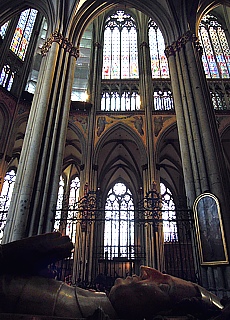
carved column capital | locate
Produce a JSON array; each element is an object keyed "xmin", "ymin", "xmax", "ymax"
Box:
[
  {"xmin": 41, "ymin": 31, "xmax": 79, "ymax": 59},
  {"xmin": 165, "ymin": 31, "xmax": 202, "ymax": 58}
]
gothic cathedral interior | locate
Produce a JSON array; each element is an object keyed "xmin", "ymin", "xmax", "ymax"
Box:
[{"xmin": 0, "ymin": 0, "xmax": 230, "ymax": 302}]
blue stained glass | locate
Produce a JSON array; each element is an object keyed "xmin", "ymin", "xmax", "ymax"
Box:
[
  {"xmin": 0, "ymin": 21, "xmax": 9, "ymax": 39},
  {"xmin": 10, "ymin": 8, "xmax": 38, "ymax": 61},
  {"xmin": 199, "ymin": 14, "xmax": 230, "ymax": 79},
  {"xmin": 0, "ymin": 65, "xmax": 14, "ymax": 91},
  {"xmin": 148, "ymin": 20, "xmax": 169, "ymax": 78},
  {"xmin": 102, "ymin": 10, "xmax": 138, "ymax": 79}
]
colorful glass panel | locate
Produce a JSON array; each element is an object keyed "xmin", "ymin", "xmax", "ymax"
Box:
[
  {"xmin": 0, "ymin": 65, "xmax": 14, "ymax": 91},
  {"xmin": 199, "ymin": 14, "xmax": 230, "ymax": 79},
  {"xmin": 148, "ymin": 20, "xmax": 169, "ymax": 78},
  {"xmin": 0, "ymin": 21, "xmax": 10, "ymax": 39},
  {"xmin": 10, "ymin": 9, "xmax": 38, "ymax": 61},
  {"xmin": 102, "ymin": 10, "xmax": 138, "ymax": 79}
]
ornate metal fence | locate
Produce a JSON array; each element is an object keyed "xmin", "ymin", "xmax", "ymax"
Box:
[{"xmin": 52, "ymin": 189, "xmax": 200, "ymax": 290}]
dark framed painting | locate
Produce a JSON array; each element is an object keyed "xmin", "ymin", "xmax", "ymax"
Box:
[{"xmin": 193, "ymin": 193, "xmax": 228, "ymax": 265}]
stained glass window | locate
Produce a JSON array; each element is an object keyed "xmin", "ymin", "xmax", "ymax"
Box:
[
  {"xmin": 10, "ymin": 8, "xmax": 38, "ymax": 61},
  {"xmin": 104, "ymin": 182, "xmax": 134, "ymax": 259},
  {"xmin": 0, "ymin": 65, "xmax": 15, "ymax": 91},
  {"xmin": 55, "ymin": 176, "xmax": 80, "ymax": 243},
  {"xmin": 25, "ymin": 17, "xmax": 47, "ymax": 94},
  {"xmin": 160, "ymin": 182, "xmax": 178, "ymax": 242},
  {"xmin": 0, "ymin": 21, "xmax": 10, "ymax": 39},
  {"xmin": 0, "ymin": 169, "xmax": 16, "ymax": 242},
  {"xmin": 102, "ymin": 10, "xmax": 138, "ymax": 79},
  {"xmin": 148, "ymin": 20, "xmax": 169, "ymax": 78},
  {"xmin": 199, "ymin": 14, "xmax": 230, "ymax": 79}
]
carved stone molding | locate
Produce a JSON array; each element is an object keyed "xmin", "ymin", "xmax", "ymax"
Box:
[
  {"xmin": 41, "ymin": 31, "xmax": 79, "ymax": 59},
  {"xmin": 165, "ymin": 31, "xmax": 202, "ymax": 58}
]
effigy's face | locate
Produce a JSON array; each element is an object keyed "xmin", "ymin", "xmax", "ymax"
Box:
[{"xmin": 109, "ymin": 266, "xmax": 198, "ymax": 319}]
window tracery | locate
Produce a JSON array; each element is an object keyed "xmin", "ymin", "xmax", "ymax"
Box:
[
  {"xmin": 148, "ymin": 19, "xmax": 169, "ymax": 78},
  {"xmin": 102, "ymin": 10, "xmax": 138, "ymax": 80},
  {"xmin": 101, "ymin": 10, "xmax": 140, "ymax": 111},
  {"xmin": 0, "ymin": 21, "xmax": 9, "ymax": 39},
  {"xmin": 0, "ymin": 169, "xmax": 16, "ymax": 242},
  {"xmin": 104, "ymin": 182, "xmax": 134, "ymax": 259},
  {"xmin": 199, "ymin": 14, "xmax": 230, "ymax": 79},
  {"xmin": 160, "ymin": 182, "xmax": 178, "ymax": 242},
  {"xmin": 55, "ymin": 176, "xmax": 80, "ymax": 243},
  {"xmin": 10, "ymin": 8, "xmax": 38, "ymax": 61},
  {"xmin": 0, "ymin": 65, "xmax": 15, "ymax": 90}
]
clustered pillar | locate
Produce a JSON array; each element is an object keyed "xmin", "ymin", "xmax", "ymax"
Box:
[
  {"xmin": 3, "ymin": 31, "xmax": 78, "ymax": 243},
  {"xmin": 166, "ymin": 31, "xmax": 230, "ymax": 294}
]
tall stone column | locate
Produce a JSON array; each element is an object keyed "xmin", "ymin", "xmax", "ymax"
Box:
[
  {"xmin": 73, "ymin": 16, "xmax": 104, "ymax": 285},
  {"xmin": 138, "ymin": 13, "xmax": 161, "ymax": 269},
  {"xmin": 166, "ymin": 31, "xmax": 230, "ymax": 294},
  {"xmin": 3, "ymin": 32, "xmax": 78, "ymax": 243}
]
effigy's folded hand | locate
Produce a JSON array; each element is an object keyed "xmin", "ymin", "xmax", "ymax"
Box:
[{"xmin": 0, "ymin": 232, "xmax": 73, "ymax": 275}]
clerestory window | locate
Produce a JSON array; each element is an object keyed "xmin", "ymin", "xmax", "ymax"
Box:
[
  {"xmin": 148, "ymin": 19, "xmax": 169, "ymax": 78},
  {"xmin": 199, "ymin": 14, "xmax": 230, "ymax": 79},
  {"xmin": 10, "ymin": 8, "xmax": 38, "ymax": 61},
  {"xmin": 0, "ymin": 8, "xmax": 38, "ymax": 93},
  {"xmin": 101, "ymin": 10, "xmax": 140, "ymax": 111},
  {"xmin": 102, "ymin": 10, "xmax": 138, "ymax": 80},
  {"xmin": 0, "ymin": 22, "xmax": 10, "ymax": 39}
]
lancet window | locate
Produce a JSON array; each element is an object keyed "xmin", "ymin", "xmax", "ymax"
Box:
[
  {"xmin": 0, "ymin": 65, "xmax": 15, "ymax": 91},
  {"xmin": 148, "ymin": 19, "xmax": 169, "ymax": 78},
  {"xmin": 10, "ymin": 8, "xmax": 38, "ymax": 61},
  {"xmin": 104, "ymin": 182, "xmax": 134, "ymax": 259},
  {"xmin": 0, "ymin": 21, "xmax": 9, "ymax": 39},
  {"xmin": 102, "ymin": 10, "xmax": 138, "ymax": 80},
  {"xmin": 199, "ymin": 14, "xmax": 230, "ymax": 79},
  {"xmin": 0, "ymin": 8, "xmax": 39, "ymax": 94},
  {"xmin": 55, "ymin": 176, "xmax": 80, "ymax": 243},
  {"xmin": 101, "ymin": 10, "xmax": 140, "ymax": 111},
  {"xmin": 0, "ymin": 169, "xmax": 16, "ymax": 241},
  {"xmin": 160, "ymin": 182, "xmax": 178, "ymax": 242},
  {"xmin": 25, "ymin": 17, "xmax": 47, "ymax": 94}
]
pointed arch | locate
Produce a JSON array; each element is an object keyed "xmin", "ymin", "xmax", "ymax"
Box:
[{"xmin": 94, "ymin": 122, "xmax": 147, "ymax": 199}]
